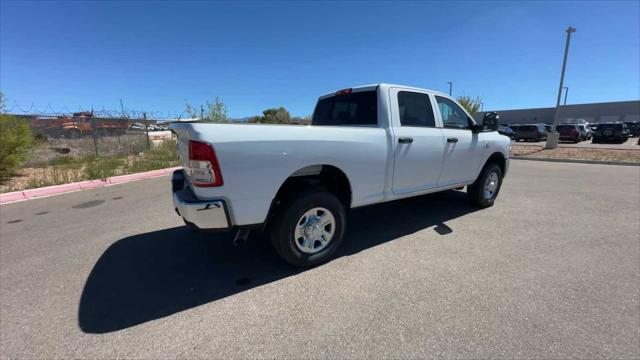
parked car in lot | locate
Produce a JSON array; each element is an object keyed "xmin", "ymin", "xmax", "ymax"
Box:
[
  {"xmin": 129, "ymin": 123, "xmax": 146, "ymax": 131},
  {"xmin": 592, "ymin": 123, "xmax": 630, "ymax": 143},
  {"xmin": 170, "ymin": 84, "xmax": 511, "ymax": 266},
  {"xmin": 514, "ymin": 124, "xmax": 547, "ymax": 142},
  {"xmin": 624, "ymin": 121, "xmax": 640, "ymax": 137},
  {"xmin": 497, "ymin": 125, "xmax": 514, "ymax": 139},
  {"xmin": 544, "ymin": 125, "xmax": 552, "ymax": 133},
  {"xmin": 577, "ymin": 124, "xmax": 592, "ymax": 140},
  {"xmin": 555, "ymin": 124, "xmax": 582, "ymax": 143}
]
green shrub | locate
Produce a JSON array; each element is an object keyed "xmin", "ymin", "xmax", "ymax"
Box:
[
  {"xmin": 128, "ymin": 139, "xmax": 179, "ymax": 173},
  {"xmin": 84, "ymin": 156, "xmax": 126, "ymax": 179},
  {"xmin": 0, "ymin": 115, "xmax": 33, "ymax": 182}
]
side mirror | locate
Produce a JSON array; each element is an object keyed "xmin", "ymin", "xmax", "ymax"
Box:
[
  {"xmin": 472, "ymin": 112, "xmax": 500, "ymax": 133},
  {"xmin": 482, "ymin": 112, "xmax": 500, "ymax": 131}
]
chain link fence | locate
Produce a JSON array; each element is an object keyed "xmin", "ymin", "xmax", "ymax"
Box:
[
  {"xmin": 1, "ymin": 113, "xmax": 178, "ymax": 192},
  {"xmin": 26, "ymin": 113, "xmax": 170, "ymax": 161}
]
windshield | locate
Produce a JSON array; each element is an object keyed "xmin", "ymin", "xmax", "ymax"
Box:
[{"xmin": 312, "ymin": 91, "xmax": 378, "ymax": 126}]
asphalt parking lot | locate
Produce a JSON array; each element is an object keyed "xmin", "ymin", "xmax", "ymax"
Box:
[
  {"xmin": 515, "ymin": 136, "xmax": 639, "ymax": 149},
  {"xmin": 1, "ymin": 160, "xmax": 639, "ymax": 358}
]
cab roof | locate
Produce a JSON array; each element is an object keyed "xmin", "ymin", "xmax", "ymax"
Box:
[{"xmin": 318, "ymin": 83, "xmax": 449, "ymax": 99}]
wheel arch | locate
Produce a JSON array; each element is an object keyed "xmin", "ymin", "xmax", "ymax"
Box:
[
  {"xmin": 275, "ymin": 164, "xmax": 352, "ymax": 206},
  {"xmin": 484, "ymin": 151, "xmax": 507, "ymax": 177},
  {"xmin": 263, "ymin": 164, "xmax": 353, "ymax": 230}
]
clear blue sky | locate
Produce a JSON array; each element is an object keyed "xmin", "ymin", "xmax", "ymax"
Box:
[{"xmin": 1, "ymin": 0, "xmax": 639, "ymax": 118}]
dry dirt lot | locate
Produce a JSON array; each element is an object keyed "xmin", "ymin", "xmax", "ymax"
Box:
[{"xmin": 511, "ymin": 144, "xmax": 640, "ymax": 163}]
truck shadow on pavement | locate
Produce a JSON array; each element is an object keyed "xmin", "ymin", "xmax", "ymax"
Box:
[{"xmin": 79, "ymin": 190, "xmax": 478, "ymax": 334}]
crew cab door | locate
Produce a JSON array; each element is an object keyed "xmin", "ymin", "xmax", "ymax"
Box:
[
  {"xmin": 390, "ymin": 88, "xmax": 445, "ymax": 195},
  {"xmin": 435, "ymin": 96, "xmax": 484, "ymax": 186}
]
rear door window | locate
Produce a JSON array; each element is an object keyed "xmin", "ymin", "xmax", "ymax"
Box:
[
  {"xmin": 397, "ymin": 91, "xmax": 435, "ymax": 127},
  {"xmin": 312, "ymin": 90, "xmax": 378, "ymax": 126}
]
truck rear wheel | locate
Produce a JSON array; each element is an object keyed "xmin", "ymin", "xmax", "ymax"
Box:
[
  {"xmin": 270, "ymin": 188, "xmax": 346, "ymax": 267},
  {"xmin": 467, "ymin": 163, "xmax": 503, "ymax": 208}
]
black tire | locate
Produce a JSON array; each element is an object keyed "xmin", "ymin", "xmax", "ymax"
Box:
[
  {"xmin": 270, "ymin": 188, "xmax": 346, "ymax": 267},
  {"xmin": 467, "ymin": 163, "xmax": 503, "ymax": 208}
]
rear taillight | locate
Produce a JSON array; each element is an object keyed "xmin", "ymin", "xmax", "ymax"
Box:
[{"xmin": 188, "ymin": 140, "xmax": 223, "ymax": 187}]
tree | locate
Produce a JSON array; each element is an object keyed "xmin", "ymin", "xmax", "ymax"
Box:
[
  {"xmin": 457, "ymin": 96, "xmax": 482, "ymax": 115},
  {"xmin": 250, "ymin": 107, "xmax": 291, "ymax": 124},
  {"xmin": 0, "ymin": 115, "xmax": 33, "ymax": 182},
  {"xmin": 184, "ymin": 97, "xmax": 229, "ymax": 123},
  {"xmin": 0, "ymin": 91, "xmax": 5, "ymax": 114}
]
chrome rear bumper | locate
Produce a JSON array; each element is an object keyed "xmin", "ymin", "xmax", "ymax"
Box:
[{"xmin": 172, "ymin": 170, "xmax": 230, "ymax": 229}]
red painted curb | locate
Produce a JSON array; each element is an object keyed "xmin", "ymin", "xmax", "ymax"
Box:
[
  {"xmin": 0, "ymin": 191, "xmax": 27, "ymax": 203},
  {"xmin": 0, "ymin": 167, "xmax": 181, "ymax": 205}
]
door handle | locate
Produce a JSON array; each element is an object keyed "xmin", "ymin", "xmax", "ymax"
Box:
[
  {"xmin": 447, "ymin": 137, "xmax": 458, "ymax": 143},
  {"xmin": 398, "ymin": 137, "xmax": 413, "ymax": 144}
]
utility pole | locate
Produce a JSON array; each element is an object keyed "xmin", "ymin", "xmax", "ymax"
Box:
[
  {"xmin": 200, "ymin": 104, "xmax": 204, "ymax": 120},
  {"xmin": 120, "ymin": 99, "xmax": 126, "ymax": 118},
  {"xmin": 90, "ymin": 107, "xmax": 99, "ymax": 157},
  {"xmin": 143, "ymin": 112, "xmax": 151, "ymax": 150},
  {"xmin": 447, "ymin": 82, "xmax": 453, "ymax": 96},
  {"xmin": 545, "ymin": 26, "xmax": 576, "ymax": 149},
  {"xmin": 563, "ymin": 86, "xmax": 569, "ymax": 105}
]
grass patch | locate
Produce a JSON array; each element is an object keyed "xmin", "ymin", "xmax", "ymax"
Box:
[
  {"xmin": 127, "ymin": 140, "xmax": 179, "ymax": 173},
  {"xmin": 25, "ymin": 167, "xmax": 86, "ymax": 189},
  {"xmin": 85, "ymin": 155, "xmax": 127, "ymax": 179},
  {"xmin": 1, "ymin": 139, "xmax": 179, "ymax": 193}
]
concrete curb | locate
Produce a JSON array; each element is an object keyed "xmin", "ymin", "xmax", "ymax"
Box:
[
  {"xmin": 513, "ymin": 143, "xmax": 640, "ymax": 151},
  {"xmin": 512, "ymin": 157, "xmax": 640, "ymax": 167},
  {"xmin": 0, "ymin": 167, "xmax": 181, "ymax": 205}
]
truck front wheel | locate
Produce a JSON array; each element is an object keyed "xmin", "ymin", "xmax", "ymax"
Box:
[
  {"xmin": 270, "ymin": 188, "xmax": 346, "ymax": 267},
  {"xmin": 467, "ymin": 163, "xmax": 503, "ymax": 208}
]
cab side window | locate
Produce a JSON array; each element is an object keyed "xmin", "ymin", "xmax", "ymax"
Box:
[
  {"xmin": 398, "ymin": 91, "xmax": 435, "ymax": 127},
  {"xmin": 436, "ymin": 96, "xmax": 471, "ymax": 129}
]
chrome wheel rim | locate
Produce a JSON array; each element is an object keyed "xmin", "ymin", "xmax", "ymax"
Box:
[
  {"xmin": 293, "ymin": 207, "xmax": 335, "ymax": 254},
  {"xmin": 483, "ymin": 172, "xmax": 499, "ymax": 200}
]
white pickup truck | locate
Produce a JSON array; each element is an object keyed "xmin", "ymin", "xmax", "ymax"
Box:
[{"xmin": 170, "ymin": 84, "xmax": 510, "ymax": 267}]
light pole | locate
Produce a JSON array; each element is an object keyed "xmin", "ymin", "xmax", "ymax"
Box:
[
  {"xmin": 480, "ymin": 102, "xmax": 484, "ymax": 111},
  {"xmin": 447, "ymin": 82, "xmax": 453, "ymax": 96},
  {"xmin": 545, "ymin": 26, "xmax": 576, "ymax": 149},
  {"xmin": 562, "ymin": 86, "xmax": 569, "ymax": 105}
]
